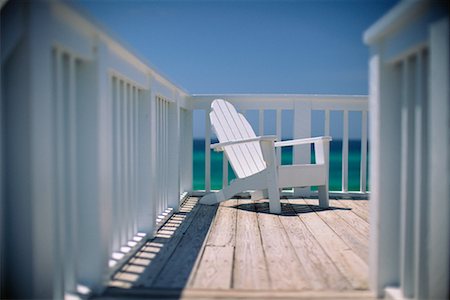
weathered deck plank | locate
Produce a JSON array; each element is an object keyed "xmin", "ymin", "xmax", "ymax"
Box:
[
  {"xmin": 329, "ymin": 199, "xmax": 370, "ymax": 237},
  {"xmin": 338, "ymin": 200, "xmax": 369, "ymax": 222},
  {"xmin": 189, "ymin": 245, "xmax": 234, "ymax": 289},
  {"xmin": 305, "ymin": 199, "xmax": 369, "ymax": 262},
  {"xmin": 206, "ymin": 200, "xmax": 237, "ymax": 247},
  {"xmin": 280, "ymin": 201, "xmax": 352, "ymax": 290},
  {"xmin": 233, "ymin": 199, "xmax": 270, "ymax": 290},
  {"xmin": 289, "ymin": 199, "xmax": 369, "ymax": 290},
  {"xmin": 255, "ymin": 201, "xmax": 311, "ymax": 290}
]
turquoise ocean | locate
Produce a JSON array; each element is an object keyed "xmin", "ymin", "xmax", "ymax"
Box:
[{"xmin": 193, "ymin": 139, "xmax": 369, "ymax": 192}]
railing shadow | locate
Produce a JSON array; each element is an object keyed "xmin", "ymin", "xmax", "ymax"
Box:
[{"xmin": 103, "ymin": 198, "xmax": 218, "ymax": 299}]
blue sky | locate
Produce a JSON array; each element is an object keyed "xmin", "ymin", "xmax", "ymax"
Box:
[{"xmin": 75, "ymin": 0, "xmax": 398, "ymax": 138}]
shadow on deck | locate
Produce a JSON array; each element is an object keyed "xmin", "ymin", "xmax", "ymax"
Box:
[{"xmin": 97, "ymin": 196, "xmax": 372, "ymax": 299}]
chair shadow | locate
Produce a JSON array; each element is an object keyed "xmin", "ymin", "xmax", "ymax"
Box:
[{"xmin": 232, "ymin": 201, "xmax": 351, "ymax": 216}]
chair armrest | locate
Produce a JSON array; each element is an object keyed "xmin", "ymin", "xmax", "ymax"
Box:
[
  {"xmin": 211, "ymin": 135, "xmax": 278, "ymax": 152},
  {"xmin": 274, "ymin": 136, "xmax": 332, "ymax": 148}
]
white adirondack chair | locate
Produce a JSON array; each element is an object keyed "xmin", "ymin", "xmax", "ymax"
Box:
[{"xmin": 200, "ymin": 99, "xmax": 332, "ymax": 214}]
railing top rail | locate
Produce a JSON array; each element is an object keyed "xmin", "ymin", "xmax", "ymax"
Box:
[
  {"xmin": 56, "ymin": 1, "xmax": 190, "ymax": 97},
  {"xmin": 364, "ymin": 0, "xmax": 428, "ymax": 45},
  {"xmin": 190, "ymin": 94, "xmax": 368, "ymax": 111}
]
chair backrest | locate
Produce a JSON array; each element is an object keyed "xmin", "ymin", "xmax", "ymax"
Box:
[{"xmin": 210, "ymin": 99, "xmax": 266, "ymax": 178}]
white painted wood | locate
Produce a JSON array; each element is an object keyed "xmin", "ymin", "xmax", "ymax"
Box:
[
  {"xmin": 135, "ymin": 88, "xmax": 140, "ymax": 233},
  {"xmin": 276, "ymin": 109, "xmax": 282, "ymax": 165},
  {"xmin": 54, "ymin": 48, "xmax": 65, "ymax": 298},
  {"xmin": 413, "ymin": 50, "xmax": 427, "ymax": 300},
  {"xmin": 127, "ymin": 83, "xmax": 133, "ymax": 239},
  {"xmin": 399, "ymin": 57, "xmax": 415, "ymax": 299},
  {"xmin": 191, "ymin": 94, "xmax": 368, "ymax": 111},
  {"xmin": 65, "ymin": 54, "xmax": 78, "ymax": 293},
  {"xmin": 212, "ymin": 135, "xmax": 277, "ymax": 150},
  {"xmin": 124, "ymin": 83, "xmax": 131, "ymax": 241},
  {"xmin": 157, "ymin": 96, "xmax": 161, "ymax": 215},
  {"xmin": 163, "ymin": 99, "xmax": 167, "ymax": 210},
  {"xmin": 427, "ymin": 18, "xmax": 449, "ymax": 300},
  {"xmin": 360, "ymin": 110, "xmax": 368, "ymax": 192},
  {"xmin": 205, "ymin": 110, "xmax": 211, "ymax": 192},
  {"xmin": 367, "ymin": 52, "xmax": 402, "ymax": 298},
  {"xmin": 179, "ymin": 108, "xmax": 193, "ymax": 193},
  {"xmin": 274, "ymin": 136, "xmax": 331, "ymax": 147},
  {"xmin": 93, "ymin": 39, "xmax": 114, "ymax": 292},
  {"xmin": 168, "ymin": 98, "xmax": 181, "ymax": 212},
  {"xmin": 259, "ymin": 109, "xmax": 264, "ymax": 135},
  {"xmin": 28, "ymin": 4, "xmax": 58, "ymax": 296},
  {"xmin": 293, "ymin": 101, "xmax": 312, "ymax": 197},
  {"xmin": 324, "ymin": 110, "xmax": 330, "ymax": 136},
  {"xmin": 261, "ymin": 140, "xmax": 281, "ymax": 214},
  {"xmin": 120, "ymin": 80, "xmax": 126, "ymax": 243},
  {"xmin": 113, "ymin": 77, "xmax": 122, "ymax": 252},
  {"xmin": 342, "ymin": 110, "xmax": 349, "ymax": 192},
  {"xmin": 201, "ymin": 99, "xmax": 330, "ymax": 213},
  {"xmin": 210, "ymin": 101, "xmax": 262, "ymax": 178},
  {"xmin": 137, "ymin": 88, "xmax": 154, "ymax": 235}
]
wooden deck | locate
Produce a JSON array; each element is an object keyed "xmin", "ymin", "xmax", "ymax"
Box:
[{"xmin": 99, "ymin": 197, "xmax": 372, "ymax": 299}]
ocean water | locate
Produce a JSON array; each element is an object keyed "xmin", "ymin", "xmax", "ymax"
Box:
[{"xmin": 193, "ymin": 139, "xmax": 369, "ymax": 192}]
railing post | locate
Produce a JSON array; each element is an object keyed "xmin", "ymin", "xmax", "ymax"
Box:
[
  {"xmin": 368, "ymin": 49, "xmax": 402, "ymax": 297},
  {"xmin": 168, "ymin": 92, "xmax": 181, "ymax": 212},
  {"xmin": 399, "ymin": 58, "xmax": 416, "ymax": 298},
  {"xmin": 76, "ymin": 39, "xmax": 113, "ymax": 292},
  {"xmin": 293, "ymin": 100, "xmax": 311, "ymax": 197},
  {"xmin": 205, "ymin": 109, "xmax": 211, "ymax": 192},
  {"xmin": 181, "ymin": 108, "xmax": 193, "ymax": 193},
  {"xmin": 148, "ymin": 81, "xmax": 158, "ymax": 235},
  {"xmin": 427, "ymin": 18, "xmax": 449, "ymax": 299}
]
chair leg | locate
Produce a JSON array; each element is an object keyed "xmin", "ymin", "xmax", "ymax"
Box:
[
  {"xmin": 267, "ymin": 182, "xmax": 281, "ymax": 214},
  {"xmin": 200, "ymin": 171, "xmax": 267, "ymax": 205},
  {"xmin": 318, "ymin": 185, "xmax": 329, "ymax": 208}
]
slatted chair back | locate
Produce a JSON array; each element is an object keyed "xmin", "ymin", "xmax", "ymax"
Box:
[{"xmin": 210, "ymin": 99, "xmax": 266, "ymax": 178}]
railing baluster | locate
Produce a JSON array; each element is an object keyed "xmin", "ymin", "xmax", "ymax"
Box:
[
  {"xmin": 120, "ymin": 80, "xmax": 127, "ymax": 246},
  {"xmin": 134, "ymin": 89, "xmax": 139, "ymax": 233},
  {"xmin": 157, "ymin": 98, "xmax": 162, "ymax": 215},
  {"xmin": 259, "ymin": 109, "xmax": 264, "ymax": 135},
  {"xmin": 114, "ymin": 78, "xmax": 121, "ymax": 251},
  {"xmin": 54, "ymin": 49, "xmax": 65, "ymax": 296},
  {"xmin": 205, "ymin": 109, "xmax": 211, "ymax": 192},
  {"xmin": 360, "ymin": 110, "xmax": 368, "ymax": 192},
  {"xmin": 342, "ymin": 110, "xmax": 349, "ymax": 192},
  {"xmin": 124, "ymin": 83, "xmax": 130, "ymax": 243},
  {"xmin": 128, "ymin": 84, "xmax": 133, "ymax": 239},
  {"xmin": 131, "ymin": 88, "xmax": 135, "ymax": 233},
  {"xmin": 66, "ymin": 55, "xmax": 77, "ymax": 292},
  {"xmin": 324, "ymin": 109, "xmax": 330, "ymax": 136},
  {"xmin": 164, "ymin": 100, "xmax": 168, "ymax": 209},
  {"xmin": 276, "ymin": 109, "xmax": 282, "ymax": 164}
]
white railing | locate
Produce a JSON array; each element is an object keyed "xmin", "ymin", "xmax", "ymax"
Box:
[
  {"xmin": 191, "ymin": 94, "xmax": 369, "ymax": 195},
  {"xmin": 365, "ymin": 0, "xmax": 449, "ymax": 299},
  {"xmin": 1, "ymin": 1, "xmax": 192, "ymax": 298}
]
